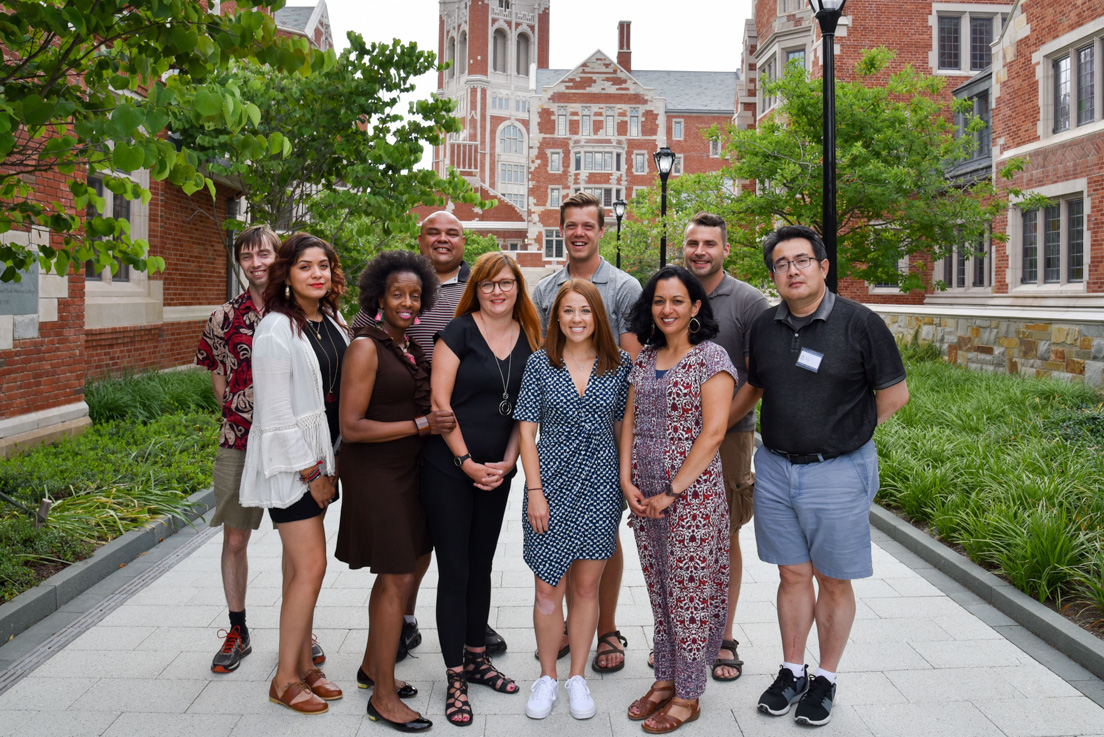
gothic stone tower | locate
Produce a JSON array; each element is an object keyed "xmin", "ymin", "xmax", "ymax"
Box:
[{"xmin": 436, "ymin": 0, "xmax": 550, "ymax": 215}]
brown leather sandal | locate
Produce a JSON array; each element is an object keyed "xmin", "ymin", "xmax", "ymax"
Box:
[
  {"xmin": 591, "ymin": 630, "xmax": 628, "ymax": 673},
  {"xmin": 642, "ymin": 697, "xmax": 701, "ymax": 734},
  {"xmin": 710, "ymin": 639, "xmax": 744, "ymax": 682},
  {"xmin": 627, "ymin": 682, "xmax": 675, "ymax": 721}
]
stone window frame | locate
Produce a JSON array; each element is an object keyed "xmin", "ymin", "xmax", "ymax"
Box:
[
  {"xmin": 672, "ymin": 118, "xmax": 684, "ymax": 140},
  {"xmin": 709, "ymin": 138, "xmax": 722, "ymax": 158},
  {"xmin": 515, "ymin": 31, "xmax": 531, "ymax": 76},
  {"xmin": 549, "ymin": 186, "xmax": 561, "ymax": 208},
  {"xmin": 1038, "ymin": 24, "xmax": 1104, "ymax": 141},
  {"xmin": 1008, "ymin": 179, "xmax": 1090, "ymax": 294},
  {"xmin": 633, "ymin": 150, "xmax": 647, "ymax": 174},
  {"xmin": 937, "ymin": 229, "xmax": 993, "ymax": 293},
  {"xmin": 491, "ymin": 25, "xmax": 509, "ymax": 75},
  {"xmin": 548, "ymin": 150, "xmax": 562, "ymax": 173},
  {"xmin": 604, "ymin": 110, "xmax": 616, "ymax": 136},
  {"xmin": 929, "ymin": 4, "xmax": 1007, "ymax": 77},
  {"xmin": 581, "ymin": 106, "xmax": 592, "ymax": 136},
  {"xmin": 556, "ymin": 107, "xmax": 568, "ymax": 136},
  {"xmin": 544, "ymin": 227, "xmax": 564, "ymax": 259},
  {"xmin": 867, "ymin": 255, "xmax": 912, "ymax": 296},
  {"xmin": 629, "ymin": 108, "xmax": 640, "ymax": 137}
]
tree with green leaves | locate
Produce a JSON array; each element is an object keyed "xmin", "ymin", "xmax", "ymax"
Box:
[
  {"xmin": 612, "ymin": 48, "xmax": 1037, "ymax": 293},
  {"xmin": 181, "ymin": 32, "xmax": 486, "ymax": 270},
  {"xmin": 0, "ymin": 0, "xmax": 332, "ymax": 282}
]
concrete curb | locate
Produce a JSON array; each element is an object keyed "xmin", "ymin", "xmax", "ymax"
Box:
[
  {"xmin": 870, "ymin": 504, "xmax": 1104, "ymax": 680},
  {"xmin": 0, "ymin": 487, "xmax": 215, "ymax": 644}
]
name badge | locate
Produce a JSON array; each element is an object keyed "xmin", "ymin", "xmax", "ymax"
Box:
[{"xmin": 796, "ymin": 348, "xmax": 823, "ymax": 373}]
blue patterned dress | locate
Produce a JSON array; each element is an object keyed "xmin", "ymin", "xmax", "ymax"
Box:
[
  {"xmin": 514, "ymin": 349, "xmax": 632, "ymax": 586},
  {"xmin": 628, "ymin": 341, "xmax": 736, "ymax": 700}
]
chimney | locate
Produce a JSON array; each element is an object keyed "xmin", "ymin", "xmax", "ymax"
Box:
[{"xmin": 617, "ymin": 20, "xmax": 631, "ymax": 73}]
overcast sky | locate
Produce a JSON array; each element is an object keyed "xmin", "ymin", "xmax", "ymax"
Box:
[{"xmin": 324, "ymin": 0, "xmax": 755, "ymax": 81}]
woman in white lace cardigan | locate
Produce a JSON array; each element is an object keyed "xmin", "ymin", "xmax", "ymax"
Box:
[{"xmin": 241, "ymin": 233, "xmax": 351, "ymax": 715}]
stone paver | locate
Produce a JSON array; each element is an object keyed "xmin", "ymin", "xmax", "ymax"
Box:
[{"xmin": 1, "ymin": 472, "xmax": 1103, "ymax": 736}]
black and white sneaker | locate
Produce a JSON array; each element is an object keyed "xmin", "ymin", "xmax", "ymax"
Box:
[
  {"xmin": 402, "ymin": 618, "xmax": 423, "ymax": 652},
  {"xmin": 757, "ymin": 665, "xmax": 809, "ymax": 716},
  {"xmin": 794, "ymin": 675, "xmax": 836, "ymax": 726}
]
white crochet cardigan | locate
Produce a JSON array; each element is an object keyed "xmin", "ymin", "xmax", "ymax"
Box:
[{"xmin": 240, "ymin": 311, "xmax": 349, "ymax": 509}]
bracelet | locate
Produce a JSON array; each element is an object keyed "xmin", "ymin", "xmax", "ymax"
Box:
[
  {"xmin": 302, "ymin": 460, "xmax": 323, "ymax": 484},
  {"xmin": 526, "ymin": 486, "xmax": 542, "ymax": 493},
  {"xmin": 414, "ymin": 415, "xmax": 430, "ymax": 437},
  {"xmin": 662, "ymin": 480, "xmax": 681, "ymax": 498}
]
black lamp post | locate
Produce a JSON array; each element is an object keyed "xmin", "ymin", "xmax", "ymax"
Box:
[
  {"xmin": 808, "ymin": 0, "xmax": 847, "ymax": 293},
  {"xmin": 653, "ymin": 146, "xmax": 675, "ymax": 268},
  {"xmin": 613, "ymin": 198, "xmax": 627, "ymax": 269}
]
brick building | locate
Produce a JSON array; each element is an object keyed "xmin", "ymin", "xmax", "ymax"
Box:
[
  {"xmin": 433, "ymin": 0, "xmax": 738, "ymax": 268},
  {"xmin": 738, "ymin": 0, "xmax": 1104, "ymax": 384},
  {"xmin": 0, "ymin": 2, "xmax": 333, "ymax": 455}
]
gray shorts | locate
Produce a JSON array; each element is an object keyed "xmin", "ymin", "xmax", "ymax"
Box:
[
  {"xmin": 752, "ymin": 440, "xmax": 879, "ymax": 580},
  {"xmin": 211, "ymin": 447, "xmax": 263, "ymax": 531}
]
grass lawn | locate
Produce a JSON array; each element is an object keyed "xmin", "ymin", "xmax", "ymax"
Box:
[
  {"xmin": 877, "ymin": 342, "xmax": 1104, "ymax": 629},
  {"xmin": 0, "ymin": 370, "xmax": 218, "ymax": 603}
]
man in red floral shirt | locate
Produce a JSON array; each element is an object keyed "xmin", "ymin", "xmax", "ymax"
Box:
[{"xmin": 195, "ymin": 224, "xmax": 285, "ymax": 673}]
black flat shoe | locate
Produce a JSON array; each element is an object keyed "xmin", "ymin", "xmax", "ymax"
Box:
[
  {"xmin": 484, "ymin": 624, "xmax": 507, "ymax": 656},
  {"xmin": 366, "ymin": 698, "xmax": 432, "ymax": 732},
  {"xmin": 401, "ymin": 618, "xmax": 422, "ymax": 652},
  {"xmin": 357, "ymin": 668, "xmax": 418, "ymax": 698}
]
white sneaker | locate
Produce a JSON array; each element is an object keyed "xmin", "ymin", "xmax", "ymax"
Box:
[
  {"xmin": 564, "ymin": 675, "xmax": 596, "ymax": 719},
  {"xmin": 526, "ymin": 675, "xmax": 558, "ymax": 719}
]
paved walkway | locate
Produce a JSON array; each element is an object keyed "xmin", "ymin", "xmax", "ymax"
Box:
[{"xmin": 1, "ymin": 473, "xmax": 1103, "ymax": 737}]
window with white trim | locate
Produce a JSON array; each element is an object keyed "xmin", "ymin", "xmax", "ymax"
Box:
[
  {"xmin": 672, "ymin": 119, "xmax": 683, "ymax": 140},
  {"xmin": 574, "ymin": 150, "xmax": 617, "ymax": 172},
  {"xmin": 499, "ymin": 124, "xmax": 524, "ymax": 154},
  {"xmin": 761, "ymin": 58, "xmax": 776, "ymax": 110},
  {"xmin": 1051, "ymin": 42, "xmax": 1098, "ymax": 134},
  {"xmin": 604, "ymin": 111, "xmax": 615, "ymax": 135},
  {"xmin": 85, "ymin": 174, "xmax": 134, "ymax": 283},
  {"xmin": 556, "ymin": 107, "xmax": 567, "ymax": 136},
  {"xmin": 629, "ymin": 108, "xmax": 640, "ymax": 137},
  {"xmin": 934, "ymin": 10, "xmax": 1006, "ymax": 74},
  {"xmin": 633, "ymin": 151, "xmax": 647, "ymax": 173},
  {"xmin": 673, "ymin": 155, "xmax": 683, "ymax": 176},
  {"xmin": 549, "ymin": 187, "xmax": 561, "ymax": 207},
  {"xmin": 941, "ymin": 232, "xmax": 991, "ymax": 290},
  {"xmin": 581, "ymin": 107, "xmax": 592, "ymax": 136},
  {"xmin": 544, "ymin": 228, "xmax": 564, "ymax": 259},
  {"xmin": 709, "ymin": 138, "xmax": 722, "ymax": 158},
  {"xmin": 516, "ymin": 33, "xmax": 530, "ymax": 76},
  {"xmin": 579, "ymin": 186, "xmax": 622, "ymax": 208},
  {"xmin": 1020, "ymin": 197, "xmax": 1085, "ymax": 285},
  {"xmin": 549, "ymin": 150, "xmax": 561, "ymax": 172},
  {"xmin": 492, "ymin": 29, "xmax": 507, "ymax": 73},
  {"xmin": 785, "ymin": 48, "xmax": 806, "ymax": 69}
]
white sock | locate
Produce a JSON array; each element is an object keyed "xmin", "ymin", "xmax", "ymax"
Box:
[
  {"xmin": 783, "ymin": 662, "xmax": 805, "ymax": 679},
  {"xmin": 404, "ymin": 615, "xmax": 417, "ymax": 624},
  {"xmin": 814, "ymin": 668, "xmax": 837, "ymax": 684}
]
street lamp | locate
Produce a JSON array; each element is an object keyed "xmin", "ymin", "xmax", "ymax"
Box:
[
  {"xmin": 613, "ymin": 199, "xmax": 627, "ymax": 269},
  {"xmin": 808, "ymin": 0, "xmax": 847, "ymax": 293},
  {"xmin": 653, "ymin": 146, "xmax": 675, "ymax": 268}
]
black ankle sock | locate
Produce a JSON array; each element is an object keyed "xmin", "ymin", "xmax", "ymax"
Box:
[{"xmin": 229, "ymin": 610, "xmax": 248, "ymax": 638}]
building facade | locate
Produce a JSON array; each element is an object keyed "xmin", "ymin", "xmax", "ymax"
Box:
[{"xmin": 434, "ymin": 0, "xmax": 737, "ymax": 267}]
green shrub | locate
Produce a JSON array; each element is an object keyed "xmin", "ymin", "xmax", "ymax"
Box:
[
  {"xmin": 85, "ymin": 369, "xmax": 218, "ymax": 424},
  {"xmin": 0, "ymin": 517, "xmax": 93, "ymax": 602}
]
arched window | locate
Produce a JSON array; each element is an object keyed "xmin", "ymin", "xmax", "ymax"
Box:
[
  {"xmin": 492, "ymin": 29, "xmax": 507, "ymax": 73},
  {"xmin": 516, "ymin": 34, "xmax": 530, "ymax": 76},
  {"xmin": 499, "ymin": 124, "xmax": 524, "ymax": 155},
  {"xmin": 459, "ymin": 32, "xmax": 468, "ymax": 75},
  {"xmin": 447, "ymin": 36, "xmax": 456, "ymax": 79}
]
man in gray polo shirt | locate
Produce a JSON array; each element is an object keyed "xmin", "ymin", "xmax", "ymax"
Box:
[
  {"xmin": 682, "ymin": 211, "xmax": 769, "ymax": 683},
  {"xmin": 531, "ymin": 191, "xmax": 642, "ymax": 672}
]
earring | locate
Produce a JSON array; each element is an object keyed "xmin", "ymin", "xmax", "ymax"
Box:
[
  {"xmin": 689, "ymin": 316, "xmax": 701, "ymax": 334},
  {"xmin": 375, "ymin": 311, "xmax": 383, "ymax": 323},
  {"xmin": 284, "ymin": 283, "xmax": 290, "ymax": 299},
  {"xmin": 414, "ymin": 316, "xmax": 422, "ymax": 325}
]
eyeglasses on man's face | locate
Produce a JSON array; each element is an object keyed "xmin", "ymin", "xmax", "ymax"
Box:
[
  {"xmin": 477, "ymin": 278, "xmax": 517, "ymax": 294},
  {"xmin": 770, "ymin": 255, "xmax": 819, "ymax": 274}
]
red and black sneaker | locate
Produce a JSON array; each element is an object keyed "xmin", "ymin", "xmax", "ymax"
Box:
[{"xmin": 211, "ymin": 626, "xmax": 252, "ymax": 673}]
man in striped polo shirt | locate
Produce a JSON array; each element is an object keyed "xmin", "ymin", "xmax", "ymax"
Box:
[{"xmin": 352, "ymin": 210, "xmax": 509, "ymax": 656}]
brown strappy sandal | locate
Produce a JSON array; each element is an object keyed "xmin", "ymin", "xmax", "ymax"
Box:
[{"xmin": 627, "ymin": 681, "xmax": 674, "ymax": 721}]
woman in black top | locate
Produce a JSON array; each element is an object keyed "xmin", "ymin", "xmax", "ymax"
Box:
[{"xmin": 421, "ymin": 252, "xmax": 541, "ymax": 726}]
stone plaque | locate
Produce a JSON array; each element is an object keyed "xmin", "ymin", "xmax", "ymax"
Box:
[{"xmin": 0, "ymin": 263, "xmax": 39, "ymax": 315}]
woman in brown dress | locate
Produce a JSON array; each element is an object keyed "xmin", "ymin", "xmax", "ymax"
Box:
[{"xmin": 337, "ymin": 250, "xmax": 456, "ymax": 732}]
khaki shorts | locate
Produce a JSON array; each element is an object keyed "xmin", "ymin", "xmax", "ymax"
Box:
[
  {"xmin": 719, "ymin": 431, "xmax": 755, "ymax": 530},
  {"xmin": 211, "ymin": 447, "xmax": 264, "ymax": 531}
]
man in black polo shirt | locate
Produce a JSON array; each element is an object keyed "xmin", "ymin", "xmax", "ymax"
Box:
[{"xmin": 730, "ymin": 225, "xmax": 908, "ymax": 726}]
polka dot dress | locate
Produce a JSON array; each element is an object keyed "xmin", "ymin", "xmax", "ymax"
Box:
[{"xmin": 514, "ymin": 350, "xmax": 632, "ymax": 586}]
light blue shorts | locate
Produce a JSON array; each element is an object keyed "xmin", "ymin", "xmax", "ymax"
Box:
[{"xmin": 752, "ymin": 440, "xmax": 879, "ymax": 580}]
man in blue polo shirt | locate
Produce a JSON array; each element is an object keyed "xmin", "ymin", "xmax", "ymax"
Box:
[{"xmin": 730, "ymin": 225, "xmax": 909, "ymax": 726}]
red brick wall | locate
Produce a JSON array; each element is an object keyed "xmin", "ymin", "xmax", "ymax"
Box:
[
  {"xmin": 84, "ymin": 321, "xmax": 204, "ymax": 381},
  {"xmin": 151, "ymin": 180, "xmax": 236, "ymax": 309}
]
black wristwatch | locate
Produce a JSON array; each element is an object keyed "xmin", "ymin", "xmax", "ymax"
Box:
[
  {"xmin": 662, "ymin": 480, "xmax": 681, "ymax": 498},
  {"xmin": 454, "ymin": 452, "xmax": 472, "ymax": 467}
]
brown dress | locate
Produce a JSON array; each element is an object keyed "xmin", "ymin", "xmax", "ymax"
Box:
[{"xmin": 335, "ymin": 324, "xmax": 432, "ymax": 573}]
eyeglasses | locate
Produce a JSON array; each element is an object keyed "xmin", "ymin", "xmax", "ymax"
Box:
[
  {"xmin": 477, "ymin": 278, "xmax": 517, "ymax": 294},
  {"xmin": 770, "ymin": 255, "xmax": 818, "ymax": 274}
]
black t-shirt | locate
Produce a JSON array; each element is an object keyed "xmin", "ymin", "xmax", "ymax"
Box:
[
  {"xmin": 423, "ymin": 312, "xmax": 534, "ymax": 477},
  {"xmin": 306, "ymin": 315, "xmax": 347, "ymax": 446},
  {"xmin": 747, "ymin": 291, "xmax": 905, "ymax": 456}
]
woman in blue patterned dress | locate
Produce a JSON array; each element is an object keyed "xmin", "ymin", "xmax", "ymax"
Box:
[
  {"xmin": 515, "ymin": 279, "xmax": 632, "ymax": 721},
  {"xmin": 620, "ymin": 265, "xmax": 736, "ymax": 733}
]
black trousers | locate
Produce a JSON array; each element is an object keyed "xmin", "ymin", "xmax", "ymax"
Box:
[{"xmin": 419, "ymin": 461, "xmax": 512, "ymax": 669}]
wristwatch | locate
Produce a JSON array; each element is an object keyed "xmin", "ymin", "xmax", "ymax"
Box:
[
  {"xmin": 662, "ymin": 480, "xmax": 681, "ymax": 498},
  {"xmin": 453, "ymin": 452, "xmax": 472, "ymax": 467}
]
